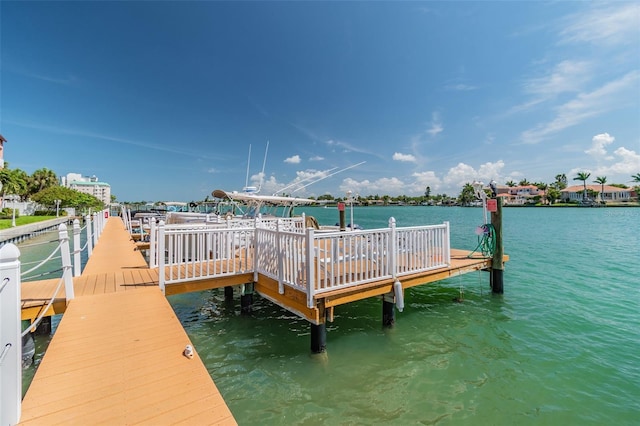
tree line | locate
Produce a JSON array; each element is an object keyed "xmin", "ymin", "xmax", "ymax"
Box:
[
  {"xmin": 0, "ymin": 164, "xmax": 105, "ymax": 213},
  {"xmin": 456, "ymin": 172, "xmax": 640, "ymax": 206}
]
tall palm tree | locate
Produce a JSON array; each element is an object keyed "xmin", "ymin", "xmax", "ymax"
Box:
[
  {"xmin": 594, "ymin": 176, "xmax": 607, "ymax": 202},
  {"xmin": 632, "ymin": 173, "xmax": 640, "ymax": 183},
  {"xmin": 573, "ymin": 171, "xmax": 591, "ymax": 201}
]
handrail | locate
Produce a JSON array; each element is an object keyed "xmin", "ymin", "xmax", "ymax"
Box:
[
  {"xmin": 20, "ymin": 241, "xmax": 64, "ymax": 277},
  {"xmin": 0, "ymin": 211, "xmax": 107, "ymax": 425},
  {"xmin": 156, "ymin": 217, "xmax": 451, "ymax": 308},
  {"xmin": 157, "ymin": 221, "xmax": 256, "ymax": 292},
  {"xmin": 21, "ymin": 273, "xmax": 68, "ymax": 337}
]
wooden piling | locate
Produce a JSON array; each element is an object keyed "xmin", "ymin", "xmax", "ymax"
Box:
[
  {"xmin": 382, "ymin": 294, "xmax": 395, "ymax": 327},
  {"xmin": 310, "ymin": 323, "xmax": 327, "ymax": 353},
  {"xmin": 240, "ymin": 283, "xmax": 254, "ymax": 314},
  {"xmin": 224, "ymin": 285, "xmax": 234, "ymax": 301},
  {"xmin": 338, "ymin": 202, "xmax": 346, "ymax": 231},
  {"xmin": 490, "ymin": 197, "xmax": 504, "ymax": 293}
]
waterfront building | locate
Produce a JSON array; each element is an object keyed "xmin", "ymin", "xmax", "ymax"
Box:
[
  {"xmin": 0, "ymin": 133, "xmax": 6, "ymax": 168},
  {"xmin": 560, "ymin": 184, "xmax": 636, "ymax": 203},
  {"xmin": 61, "ymin": 173, "xmax": 111, "ymax": 205},
  {"xmin": 495, "ymin": 185, "xmax": 546, "ymax": 205}
]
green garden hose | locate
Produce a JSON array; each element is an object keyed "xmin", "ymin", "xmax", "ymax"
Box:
[{"xmin": 468, "ymin": 223, "xmax": 496, "ymax": 258}]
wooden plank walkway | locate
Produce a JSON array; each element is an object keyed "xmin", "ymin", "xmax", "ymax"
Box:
[{"xmin": 20, "ymin": 217, "xmax": 236, "ymax": 425}]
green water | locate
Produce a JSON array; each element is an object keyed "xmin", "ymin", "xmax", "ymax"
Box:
[
  {"xmin": 16, "ymin": 208, "xmax": 639, "ymax": 424},
  {"xmin": 168, "ymin": 206, "xmax": 640, "ymax": 425}
]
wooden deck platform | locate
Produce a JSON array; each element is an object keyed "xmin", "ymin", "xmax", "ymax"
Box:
[
  {"xmin": 19, "ymin": 216, "xmax": 507, "ymax": 423},
  {"xmin": 20, "ymin": 218, "xmax": 236, "ymax": 425}
]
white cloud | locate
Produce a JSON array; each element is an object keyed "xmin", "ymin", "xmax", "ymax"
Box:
[
  {"xmin": 284, "ymin": 155, "xmax": 301, "ymax": 164},
  {"xmin": 392, "ymin": 152, "xmax": 416, "ymax": 162},
  {"xmin": 427, "ymin": 112, "xmax": 444, "ymax": 137},
  {"xmin": 524, "ymin": 60, "xmax": 592, "ymax": 96},
  {"xmin": 445, "ymin": 83, "xmax": 477, "ymax": 91},
  {"xmin": 585, "ymin": 133, "xmax": 615, "ymax": 159},
  {"xmin": 520, "ymin": 70, "xmax": 640, "ymax": 144},
  {"xmin": 410, "ymin": 171, "xmax": 442, "ymax": 193},
  {"xmin": 309, "ymin": 156, "xmax": 324, "ymax": 161},
  {"xmin": 325, "ymin": 138, "xmax": 379, "ymax": 158},
  {"xmin": 443, "ymin": 161, "xmax": 506, "ymax": 189},
  {"xmin": 339, "ymin": 176, "xmax": 405, "ymax": 196},
  {"xmin": 331, "ymin": 161, "xmax": 507, "ymax": 197},
  {"xmin": 594, "ymin": 147, "xmax": 640, "ymax": 177},
  {"xmin": 559, "ymin": 3, "xmax": 640, "ymax": 46}
]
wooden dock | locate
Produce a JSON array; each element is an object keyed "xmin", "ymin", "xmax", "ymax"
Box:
[
  {"xmin": 20, "ymin": 218, "xmax": 236, "ymax": 425},
  {"xmin": 19, "ymin": 215, "xmax": 507, "ymax": 423}
]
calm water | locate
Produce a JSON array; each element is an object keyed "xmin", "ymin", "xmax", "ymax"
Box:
[{"xmin": 18, "ymin": 208, "xmax": 640, "ymax": 424}]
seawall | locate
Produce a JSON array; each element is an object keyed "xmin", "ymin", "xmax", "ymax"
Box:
[{"xmin": 0, "ymin": 218, "xmax": 71, "ymax": 244}]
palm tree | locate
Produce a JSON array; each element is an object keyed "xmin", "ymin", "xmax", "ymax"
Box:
[
  {"xmin": 28, "ymin": 168, "xmax": 59, "ymax": 196},
  {"xmin": 573, "ymin": 171, "xmax": 591, "ymax": 201},
  {"xmin": 536, "ymin": 182, "xmax": 548, "ymax": 204},
  {"xmin": 518, "ymin": 178, "xmax": 530, "ymax": 186},
  {"xmin": 632, "ymin": 173, "xmax": 640, "ymax": 183},
  {"xmin": 0, "ymin": 168, "xmax": 27, "ymax": 223},
  {"xmin": 554, "ymin": 173, "xmax": 567, "ymax": 190},
  {"xmin": 505, "ymin": 180, "xmax": 516, "ymax": 187},
  {"xmin": 594, "ymin": 176, "xmax": 607, "ymax": 203}
]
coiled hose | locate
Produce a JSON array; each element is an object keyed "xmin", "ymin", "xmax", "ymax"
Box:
[{"xmin": 468, "ymin": 223, "xmax": 496, "ymax": 257}]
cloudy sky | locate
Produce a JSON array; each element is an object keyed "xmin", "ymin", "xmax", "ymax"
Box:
[{"xmin": 1, "ymin": 1, "xmax": 638, "ymax": 201}]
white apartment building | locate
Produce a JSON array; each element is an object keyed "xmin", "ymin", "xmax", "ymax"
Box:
[{"xmin": 62, "ymin": 173, "xmax": 111, "ymax": 205}]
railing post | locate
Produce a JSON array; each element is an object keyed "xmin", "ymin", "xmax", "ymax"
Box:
[
  {"xmin": 85, "ymin": 214, "xmax": 93, "ymax": 257},
  {"xmin": 444, "ymin": 221, "xmax": 451, "ymax": 265},
  {"xmin": 157, "ymin": 220, "xmax": 166, "ymax": 294},
  {"xmin": 72, "ymin": 219, "xmax": 81, "ymax": 277},
  {"xmin": 388, "ymin": 217, "xmax": 397, "ymax": 280},
  {"xmin": 149, "ymin": 218, "xmax": 157, "ymax": 268},
  {"xmin": 92, "ymin": 213, "xmax": 99, "ymax": 246},
  {"xmin": 276, "ymin": 220, "xmax": 284, "ymax": 294},
  {"xmin": 0, "ymin": 243, "xmax": 22, "ymax": 426},
  {"xmin": 306, "ymin": 228, "xmax": 315, "ymax": 308},
  {"xmin": 122, "ymin": 206, "xmax": 129, "ymax": 232},
  {"xmin": 59, "ymin": 224, "xmax": 74, "ymax": 301}
]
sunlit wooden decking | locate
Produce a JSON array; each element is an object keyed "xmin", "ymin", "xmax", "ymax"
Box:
[
  {"xmin": 20, "ymin": 218, "xmax": 236, "ymax": 425},
  {"xmin": 19, "ymin": 215, "xmax": 506, "ymax": 423}
]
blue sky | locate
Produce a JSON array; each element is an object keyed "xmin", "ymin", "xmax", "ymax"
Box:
[{"xmin": 1, "ymin": 1, "xmax": 638, "ymax": 202}]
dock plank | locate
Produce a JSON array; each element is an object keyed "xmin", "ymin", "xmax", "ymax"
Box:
[
  {"xmin": 20, "ymin": 217, "xmax": 236, "ymax": 425},
  {"xmin": 20, "ymin": 287, "xmax": 236, "ymax": 425}
]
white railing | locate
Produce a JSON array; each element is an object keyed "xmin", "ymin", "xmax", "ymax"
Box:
[
  {"xmin": 156, "ymin": 217, "xmax": 451, "ymax": 308},
  {"xmin": 254, "ymin": 222, "xmax": 309, "ymax": 295},
  {"xmin": 157, "ymin": 222, "xmax": 255, "ymax": 293},
  {"xmin": 0, "ymin": 210, "xmax": 109, "ymax": 426}
]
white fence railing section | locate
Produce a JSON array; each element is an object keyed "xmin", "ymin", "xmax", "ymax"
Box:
[
  {"xmin": 156, "ymin": 216, "xmax": 450, "ymax": 309},
  {"xmin": 0, "ymin": 209, "xmax": 109, "ymax": 426}
]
